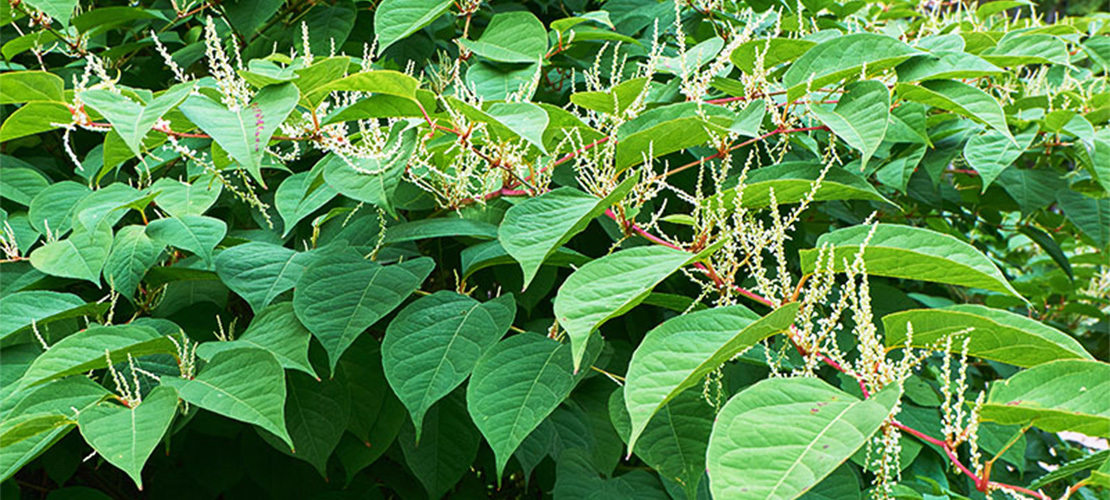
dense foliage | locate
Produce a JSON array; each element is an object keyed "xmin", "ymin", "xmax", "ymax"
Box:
[{"xmin": 1, "ymin": 0, "xmax": 1109, "ymax": 498}]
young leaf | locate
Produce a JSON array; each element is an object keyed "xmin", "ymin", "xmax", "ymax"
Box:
[
  {"xmin": 623, "ymin": 303, "xmax": 800, "ymax": 452},
  {"xmin": 293, "ymin": 248, "xmax": 434, "ymax": 371},
  {"xmin": 706, "ymin": 378, "xmax": 901, "ymax": 499},
  {"xmin": 499, "ymin": 174, "xmax": 637, "ymax": 289},
  {"xmin": 799, "ymin": 224, "xmax": 1024, "ymax": 299},
  {"xmin": 196, "ymin": 302, "xmax": 318, "ymax": 378},
  {"xmin": 556, "ymin": 245, "xmax": 711, "ymax": 372},
  {"xmin": 0, "ymin": 71, "xmax": 65, "ymax": 104},
  {"xmin": 383, "ymin": 292, "xmax": 515, "ymax": 436},
  {"xmin": 162, "ymin": 347, "xmax": 294, "ymax": 449},
  {"xmin": 882, "ymin": 305, "xmax": 1092, "ymax": 367},
  {"xmin": 77, "ymin": 386, "xmax": 179, "ymax": 490},
  {"xmin": 980, "ymin": 360, "xmax": 1109, "ymax": 437},
  {"xmin": 275, "ymin": 171, "xmax": 336, "ymax": 237}
]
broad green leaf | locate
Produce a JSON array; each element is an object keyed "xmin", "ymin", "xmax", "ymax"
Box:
[
  {"xmin": 20, "ymin": 324, "xmax": 175, "ymax": 388},
  {"xmin": 731, "ymin": 38, "xmax": 816, "ymax": 73},
  {"xmin": 398, "ymin": 389, "xmax": 480, "ymax": 499},
  {"xmin": 275, "ymin": 171, "xmax": 336, "ymax": 237},
  {"xmin": 1019, "ymin": 224, "xmax": 1073, "ymax": 280},
  {"xmin": 983, "ymin": 34, "xmax": 1069, "ymax": 67},
  {"xmin": 77, "ymin": 386, "xmax": 178, "ymax": 490},
  {"xmin": 22, "ymin": 0, "xmax": 76, "ymax": 24},
  {"xmin": 459, "ymin": 12, "xmax": 547, "ymax": 63},
  {"xmin": 146, "ymin": 215, "xmax": 227, "ymax": 267},
  {"xmin": 293, "ymin": 248, "xmax": 434, "ymax": 371},
  {"xmin": 178, "ymin": 83, "xmax": 300, "ymax": 186},
  {"xmin": 214, "ymin": 242, "xmax": 311, "ymax": 312},
  {"xmin": 706, "ymin": 378, "xmax": 901, "ymax": 500},
  {"xmin": 809, "ymin": 80, "xmax": 890, "ymax": 170},
  {"xmin": 499, "ymin": 174, "xmax": 637, "ymax": 289},
  {"xmin": 103, "ymin": 225, "xmax": 163, "ymax": 298},
  {"xmin": 0, "ymin": 71, "xmax": 64, "ymax": 104},
  {"xmin": 553, "ymin": 448, "xmax": 667, "ymax": 498},
  {"xmin": 0, "ymin": 424, "xmax": 70, "ymax": 482},
  {"xmin": 555, "ymin": 245, "xmax": 708, "ymax": 372},
  {"xmin": 610, "ymin": 389, "xmax": 714, "ymax": 499},
  {"xmin": 485, "ymin": 102, "xmax": 549, "ymax": 152},
  {"xmin": 72, "ymin": 182, "xmax": 142, "ymax": 232},
  {"xmin": 976, "ymin": 0, "xmax": 1031, "ymax": 19},
  {"xmin": 782, "ymin": 33, "xmax": 918, "ymax": 100},
  {"xmin": 374, "ymin": 0, "xmax": 454, "ymax": 54},
  {"xmin": 657, "ymin": 37, "xmax": 724, "ymax": 78},
  {"xmin": 161, "ymin": 347, "xmax": 293, "ymax": 448},
  {"xmin": 222, "ymin": 0, "xmax": 283, "ymax": 35},
  {"xmin": 383, "ymin": 292, "xmax": 514, "ymax": 435},
  {"xmin": 1057, "ymin": 190, "xmax": 1110, "ymax": 249},
  {"xmin": 0, "ymin": 291, "xmax": 85, "ymax": 341},
  {"xmin": 980, "ymin": 360, "xmax": 1109, "ymax": 437},
  {"xmin": 0, "ymin": 101, "xmax": 72, "ymax": 141},
  {"xmin": 149, "ymin": 176, "xmax": 222, "ymax": 218},
  {"xmin": 0, "ymin": 413, "xmax": 73, "ymax": 448},
  {"xmin": 0, "ymin": 167, "xmax": 49, "ymax": 206},
  {"xmin": 466, "ymin": 332, "xmax": 600, "ymax": 479},
  {"xmin": 28, "ymin": 181, "xmax": 92, "ymax": 236},
  {"xmin": 383, "ymin": 217, "xmax": 497, "ymax": 244},
  {"xmin": 895, "ymin": 52, "xmax": 1004, "ymax": 82},
  {"xmin": 963, "ymin": 126, "xmax": 1038, "ymax": 190},
  {"xmin": 320, "ymin": 123, "xmax": 417, "ymax": 216},
  {"xmin": 79, "ymin": 84, "xmax": 192, "ymax": 157},
  {"xmin": 896, "ymin": 80, "xmax": 1013, "ymax": 143},
  {"xmin": 882, "ymin": 305, "xmax": 1092, "ymax": 367},
  {"xmin": 0, "ymin": 377, "xmax": 106, "ymax": 482},
  {"xmin": 615, "ymin": 101, "xmax": 763, "ymax": 169},
  {"xmin": 624, "ymin": 303, "xmax": 800, "ymax": 451},
  {"xmin": 196, "ymin": 302, "xmax": 317, "ymax": 378},
  {"xmin": 335, "ymin": 335, "xmax": 392, "ymax": 442},
  {"xmin": 310, "ymin": 70, "xmax": 420, "ymax": 105},
  {"xmin": 465, "ymin": 61, "xmax": 541, "ymax": 101},
  {"xmin": 799, "ymin": 224, "xmax": 1023, "ymax": 299},
  {"xmin": 262, "ymin": 371, "xmax": 351, "ymax": 476},
  {"xmin": 460, "ymin": 240, "xmax": 589, "ymax": 278},
  {"xmin": 29, "ymin": 222, "xmax": 113, "ymax": 285},
  {"xmin": 570, "ymin": 77, "xmax": 650, "ymax": 116}
]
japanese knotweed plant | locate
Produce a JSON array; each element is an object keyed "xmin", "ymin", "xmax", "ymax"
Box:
[{"xmin": 0, "ymin": 0, "xmax": 1108, "ymax": 498}]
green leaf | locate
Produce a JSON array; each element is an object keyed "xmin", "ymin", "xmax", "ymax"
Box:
[
  {"xmin": 79, "ymin": 84, "xmax": 192, "ymax": 157},
  {"xmin": 308, "ymin": 70, "xmax": 420, "ymax": 107},
  {"xmin": 0, "ymin": 71, "xmax": 65, "ymax": 104},
  {"xmin": 214, "ymin": 242, "xmax": 311, "ymax": 313},
  {"xmin": 799, "ymin": 224, "xmax": 1024, "ymax": 299},
  {"xmin": 610, "ymin": 389, "xmax": 714, "ymax": 499},
  {"xmin": 20, "ymin": 324, "xmax": 175, "ymax": 388},
  {"xmin": 0, "ymin": 377, "xmax": 107, "ymax": 482},
  {"xmin": 0, "ymin": 167, "xmax": 49, "ymax": 206},
  {"xmin": 980, "ymin": 360, "xmax": 1109, "ymax": 437},
  {"xmin": 398, "ymin": 388, "xmax": 481, "ymax": 499},
  {"xmin": 624, "ymin": 303, "xmax": 800, "ymax": 451},
  {"xmin": 706, "ymin": 378, "xmax": 901, "ymax": 499},
  {"xmin": 963, "ymin": 126, "xmax": 1038, "ymax": 190},
  {"xmin": 896, "ymin": 80, "xmax": 1013, "ymax": 143},
  {"xmin": 460, "ymin": 240, "xmax": 589, "ymax": 278},
  {"xmin": 499, "ymin": 175, "xmax": 637, "ymax": 289},
  {"xmin": 146, "ymin": 215, "xmax": 227, "ymax": 267},
  {"xmin": 28, "ymin": 181, "xmax": 92, "ymax": 236},
  {"xmin": 196, "ymin": 302, "xmax": 318, "ymax": 378},
  {"xmin": 275, "ymin": 172, "xmax": 336, "ymax": 237},
  {"xmin": 731, "ymin": 38, "xmax": 816, "ymax": 74},
  {"xmin": 374, "ymin": 0, "xmax": 454, "ymax": 54},
  {"xmin": 553, "ymin": 448, "xmax": 667, "ymax": 498},
  {"xmin": 782, "ymin": 33, "xmax": 919, "ymax": 101},
  {"xmin": 882, "ymin": 305, "xmax": 1092, "ymax": 367},
  {"xmin": 464, "ymin": 61, "xmax": 540, "ymax": 101},
  {"xmin": 103, "ymin": 225, "xmax": 163, "ymax": 298},
  {"xmin": 383, "ymin": 217, "xmax": 498, "ymax": 244},
  {"xmin": 320, "ymin": 123, "xmax": 417, "ymax": 216},
  {"xmin": 77, "ymin": 386, "xmax": 178, "ymax": 490},
  {"xmin": 466, "ymin": 332, "xmax": 600, "ymax": 479},
  {"xmin": 570, "ymin": 77, "xmax": 650, "ymax": 116},
  {"xmin": 459, "ymin": 12, "xmax": 547, "ymax": 63},
  {"xmin": 1019, "ymin": 225, "xmax": 1073, "ymax": 280},
  {"xmin": 615, "ymin": 101, "xmax": 763, "ymax": 169},
  {"xmin": 72, "ymin": 182, "xmax": 142, "ymax": 232},
  {"xmin": 293, "ymin": 248, "xmax": 433, "ymax": 371},
  {"xmin": 0, "ymin": 413, "xmax": 73, "ymax": 447},
  {"xmin": 0, "ymin": 291, "xmax": 86, "ymax": 341},
  {"xmin": 485, "ymin": 102, "xmax": 549, "ymax": 152},
  {"xmin": 896, "ymin": 52, "xmax": 1004, "ymax": 82},
  {"xmin": 149, "ymin": 176, "xmax": 222, "ymax": 218},
  {"xmin": 983, "ymin": 34, "xmax": 1069, "ymax": 67},
  {"xmin": 809, "ymin": 80, "xmax": 890, "ymax": 170},
  {"xmin": 29, "ymin": 222, "xmax": 113, "ymax": 285},
  {"xmin": 178, "ymin": 83, "xmax": 300, "ymax": 187},
  {"xmin": 161, "ymin": 347, "xmax": 293, "ymax": 448},
  {"xmin": 0, "ymin": 102, "xmax": 74, "ymax": 143},
  {"xmin": 222, "ymin": 0, "xmax": 283, "ymax": 35},
  {"xmin": 555, "ymin": 245, "xmax": 707, "ymax": 372},
  {"xmin": 1057, "ymin": 190, "xmax": 1110, "ymax": 250},
  {"xmin": 22, "ymin": 0, "xmax": 76, "ymax": 24},
  {"xmin": 383, "ymin": 292, "xmax": 514, "ymax": 436},
  {"xmin": 264, "ymin": 371, "xmax": 351, "ymax": 476}
]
